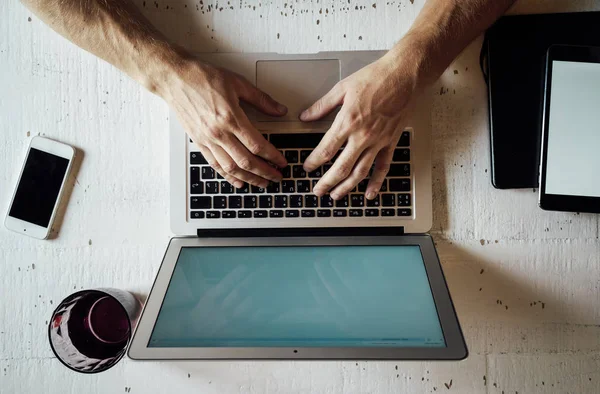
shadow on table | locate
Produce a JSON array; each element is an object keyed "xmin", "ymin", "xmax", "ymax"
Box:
[{"xmin": 437, "ymin": 241, "xmax": 597, "ymax": 354}]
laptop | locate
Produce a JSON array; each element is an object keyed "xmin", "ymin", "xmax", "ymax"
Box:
[{"xmin": 128, "ymin": 51, "xmax": 467, "ymax": 360}]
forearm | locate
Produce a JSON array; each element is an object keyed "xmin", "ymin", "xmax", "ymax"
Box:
[
  {"xmin": 386, "ymin": 0, "xmax": 516, "ymax": 87},
  {"xmin": 20, "ymin": 0, "xmax": 186, "ymax": 94}
]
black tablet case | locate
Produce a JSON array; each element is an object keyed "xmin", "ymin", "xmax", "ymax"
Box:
[{"xmin": 484, "ymin": 12, "xmax": 600, "ymax": 189}]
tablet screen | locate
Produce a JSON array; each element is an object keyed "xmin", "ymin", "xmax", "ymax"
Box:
[
  {"xmin": 546, "ymin": 60, "xmax": 600, "ymax": 197},
  {"xmin": 148, "ymin": 245, "xmax": 445, "ymax": 348}
]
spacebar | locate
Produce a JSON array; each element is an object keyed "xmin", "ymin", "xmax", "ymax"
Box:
[{"xmin": 269, "ymin": 133, "xmax": 325, "ymax": 149}]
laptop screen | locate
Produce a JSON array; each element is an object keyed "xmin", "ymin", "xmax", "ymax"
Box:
[{"xmin": 148, "ymin": 245, "xmax": 446, "ymax": 348}]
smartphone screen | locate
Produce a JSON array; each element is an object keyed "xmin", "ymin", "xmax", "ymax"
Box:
[{"xmin": 9, "ymin": 148, "xmax": 70, "ymax": 228}]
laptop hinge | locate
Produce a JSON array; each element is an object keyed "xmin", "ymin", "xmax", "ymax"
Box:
[{"xmin": 197, "ymin": 226, "xmax": 404, "ymax": 238}]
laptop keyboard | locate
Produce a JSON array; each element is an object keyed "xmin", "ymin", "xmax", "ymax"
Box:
[{"xmin": 189, "ymin": 130, "xmax": 412, "ymax": 220}]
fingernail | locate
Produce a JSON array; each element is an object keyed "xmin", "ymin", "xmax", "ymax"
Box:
[
  {"xmin": 277, "ymin": 103, "xmax": 287, "ymax": 114},
  {"xmin": 299, "ymin": 110, "xmax": 309, "ymax": 121},
  {"xmin": 234, "ymin": 181, "xmax": 244, "ymax": 189},
  {"xmin": 313, "ymin": 188, "xmax": 323, "ymax": 196},
  {"xmin": 330, "ymin": 193, "xmax": 339, "ymax": 200},
  {"xmin": 366, "ymin": 191, "xmax": 376, "ymax": 200}
]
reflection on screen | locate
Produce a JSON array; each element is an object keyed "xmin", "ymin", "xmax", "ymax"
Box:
[
  {"xmin": 9, "ymin": 148, "xmax": 69, "ymax": 227},
  {"xmin": 546, "ymin": 61, "xmax": 600, "ymax": 197},
  {"xmin": 149, "ymin": 246, "xmax": 445, "ymax": 348}
]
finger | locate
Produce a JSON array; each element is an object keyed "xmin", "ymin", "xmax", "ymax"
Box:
[
  {"xmin": 234, "ymin": 113, "xmax": 288, "ymax": 168},
  {"xmin": 330, "ymin": 148, "xmax": 379, "ymax": 200},
  {"xmin": 235, "ymin": 75, "xmax": 288, "ymax": 116},
  {"xmin": 220, "ymin": 135, "xmax": 283, "ymax": 183},
  {"xmin": 303, "ymin": 116, "xmax": 347, "ymax": 172},
  {"xmin": 299, "ymin": 82, "xmax": 345, "ymax": 122},
  {"xmin": 366, "ymin": 143, "xmax": 395, "ymax": 199},
  {"xmin": 312, "ymin": 142, "xmax": 364, "ymax": 198},
  {"xmin": 209, "ymin": 144, "xmax": 270, "ymax": 188},
  {"xmin": 199, "ymin": 145, "xmax": 244, "ymax": 188}
]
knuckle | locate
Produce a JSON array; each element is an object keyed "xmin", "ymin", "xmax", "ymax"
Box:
[
  {"xmin": 356, "ymin": 165, "xmax": 370, "ymax": 178},
  {"xmin": 247, "ymin": 141, "xmax": 265, "ymax": 155},
  {"xmin": 207, "ymin": 127, "xmax": 225, "ymax": 140},
  {"xmin": 222, "ymin": 161, "xmax": 238, "ymax": 173},
  {"xmin": 336, "ymin": 163, "xmax": 353, "ymax": 178},
  {"xmin": 318, "ymin": 148, "xmax": 335, "ymax": 162},
  {"xmin": 237, "ymin": 157, "xmax": 253, "ymax": 171}
]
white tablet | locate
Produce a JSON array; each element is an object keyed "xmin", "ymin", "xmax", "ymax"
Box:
[
  {"xmin": 128, "ymin": 236, "xmax": 467, "ymax": 360},
  {"xmin": 539, "ymin": 45, "xmax": 600, "ymax": 213}
]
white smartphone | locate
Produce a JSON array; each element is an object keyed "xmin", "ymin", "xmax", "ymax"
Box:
[{"xmin": 4, "ymin": 137, "xmax": 75, "ymax": 239}]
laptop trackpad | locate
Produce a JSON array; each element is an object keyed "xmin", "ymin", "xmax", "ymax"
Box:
[{"xmin": 255, "ymin": 59, "xmax": 341, "ymax": 122}]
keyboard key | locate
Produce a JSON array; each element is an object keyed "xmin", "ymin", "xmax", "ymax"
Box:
[
  {"xmin": 333, "ymin": 209, "xmax": 347, "ymax": 217},
  {"xmin": 382, "ymin": 209, "xmax": 395, "ymax": 217},
  {"xmin": 254, "ymin": 210, "xmax": 268, "ymax": 218},
  {"xmin": 190, "ymin": 182, "xmax": 204, "ymax": 195},
  {"xmin": 229, "ymin": 196, "xmax": 242, "ymax": 209},
  {"xmin": 190, "ymin": 166, "xmax": 200, "ymax": 182},
  {"xmin": 213, "ymin": 196, "xmax": 227, "ymax": 209},
  {"xmin": 201, "ymin": 167, "xmax": 215, "ymax": 179},
  {"xmin": 270, "ymin": 133, "xmax": 324, "ymax": 149},
  {"xmin": 351, "ymin": 195, "xmax": 364, "ymax": 207},
  {"xmin": 259, "ymin": 195, "xmax": 273, "ymax": 208},
  {"xmin": 300, "ymin": 150, "xmax": 312, "ymax": 163},
  {"xmin": 251, "ymin": 185, "xmax": 266, "ymax": 193},
  {"xmin": 281, "ymin": 180, "xmax": 295, "ymax": 193},
  {"xmin": 284, "ymin": 150, "xmax": 299, "ymax": 163},
  {"xmin": 216, "ymin": 172, "xmax": 224, "ymax": 180},
  {"xmin": 308, "ymin": 167, "xmax": 323, "ymax": 178},
  {"xmin": 236, "ymin": 183, "xmax": 250, "ymax": 194},
  {"xmin": 388, "ymin": 164, "xmax": 410, "ymax": 177},
  {"xmin": 190, "ymin": 152, "xmax": 207, "ymax": 165},
  {"xmin": 290, "ymin": 195, "xmax": 303, "ymax": 208},
  {"xmin": 206, "ymin": 181, "xmax": 219, "ymax": 194},
  {"xmin": 317, "ymin": 209, "xmax": 332, "ymax": 217},
  {"xmin": 274, "ymin": 195, "xmax": 288, "ymax": 208},
  {"xmin": 297, "ymin": 180, "xmax": 310, "ymax": 193},
  {"xmin": 222, "ymin": 211, "xmax": 236, "ymax": 219},
  {"xmin": 270, "ymin": 210, "xmax": 284, "ymax": 218},
  {"xmin": 380, "ymin": 180, "xmax": 388, "ymax": 192},
  {"xmin": 267, "ymin": 182, "xmax": 280, "ymax": 193},
  {"xmin": 191, "ymin": 196, "xmax": 211, "ymax": 209},
  {"xmin": 321, "ymin": 195, "xmax": 334, "ymax": 208},
  {"xmin": 206, "ymin": 211, "xmax": 221, "ymax": 219},
  {"xmin": 281, "ymin": 166, "xmax": 291, "ymax": 179},
  {"xmin": 381, "ymin": 193, "xmax": 396, "ymax": 207},
  {"xmin": 389, "ymin": 179, "xmax": 411, "ymax": 192},
  {"xmin": 305, "ymin": 195, "xmax": 318, "ymax": 208},
  {"xmin": 357, "ymin": 179, "xmax": 369, "ymax": 192},
  {"xmin": 285, "ymin": 210, "xmax": 300, "ymax": 218},
  {"xmin": 398, "ymin": 131, "xmax": 410, "ymax": 147},
  {"xmin": 393, "ymin": 148, "xmax": 410, "ymax": 162},
  {"xmin": 335, "ymin": 196, "xmax": 349, "ymax": 208},
  {"xmin": 365, "ymin": 209, "xmax": 379, "ymax": 217},
  {"xmin": 366, "ymin": 195, "xmax": 380, "ymax": 207},
  {"xmin": 349, "ymin": 209, "xmax": 363, "ymax": 217},
  {"xmin": 293, "ymin": 165, "xmax": 307, "ymax": 178},
  {"xmin": 238, "ymin": 210, "xmax": 252, "ymax": 218},
  {"xmin": 398, "ymin": 208, "xmax": 412, "ymax": 216},
  {"xmin": 221, "ymin": 181, "xmax": 234, "ymax": 194},
  {"xmin": 312, "ymin": 180, "xmax": 319, "ymax": 190},
  {"xmin": 190, "ymin": 211, "xmax": 205, "ymax": 219},
  {"xmin": 244, "ymin": 195, "xmax": 257, "ymax": 208},
  {"xmin": 301, "ymin": 209, "xmax": 316, "ymax": 217},
  {"xmin": 398, "ymin": 193, "xmax": 411, "ymax": 206},
  {"xmin": 323, "ymin": 164, "xmax": 332, "ymax": 173}
]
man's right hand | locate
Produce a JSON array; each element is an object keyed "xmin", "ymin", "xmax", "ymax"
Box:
[{"xmin": 161, "ymin": 60, "xmax": 288, "ymax": 188}]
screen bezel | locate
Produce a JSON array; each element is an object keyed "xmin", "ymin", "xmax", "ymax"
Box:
[
  {"xmin": 539, "ymin": 45, "xmax": 600, "ymax": 213},
  {"xmin": 4, "ymin": 137, "xmax": 75, "ymax": 239},
  {"xmin": 128, "ymin": 235, "xmax": 468, "ymax": 360}
]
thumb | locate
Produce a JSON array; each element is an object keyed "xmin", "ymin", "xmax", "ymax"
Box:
[
  {"xmin": 236, "ymin": 77, "xmax": 288, "ymax": 116},
  {"xmin": 299, "ymin": 82, "xmax": 345, "ymax": 122}
]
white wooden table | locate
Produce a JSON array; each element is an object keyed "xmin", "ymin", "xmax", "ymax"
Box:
[{"xmin": 2, "ymin": 1, "xmax": 600, "ymax": 393}]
